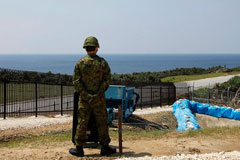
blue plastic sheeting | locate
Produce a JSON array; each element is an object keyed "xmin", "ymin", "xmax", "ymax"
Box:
[
  {"xmin": 189, "ymin": 101, "xmax": 240, "ymax": 120},
  {"xmin": 173, "ymin": 99, "xmax": 240, "ymax": 131},
  {"xmin": 173, "ymin": 100, "xmax": 200, "ymax": 132}
]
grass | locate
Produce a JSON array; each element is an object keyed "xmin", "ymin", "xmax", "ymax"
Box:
[
  {"xmin": 161, "ymin": 71, "xmax": 240, "ymax": 83},
  {"xmin": 0, "ymin": 132, "xmax": 72, "ymax": 148},
  {"xmin": 1, "ymin": 126, "xmax": 240, "ymax": 148}
]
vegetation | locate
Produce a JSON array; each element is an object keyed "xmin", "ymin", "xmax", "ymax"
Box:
[
  {"xmin": 0, "ymin": 69, "xmax": 72, "ymax": 85},
  {"xmin": 214, "ymin": 76, "xmax": 240, "ymax": 92},
  {"xmin": 111, "ymin": 66, "xmax": 234, "ymax": 84},
  {"xmin": 161, "ymin": 72, "xmax": 240, "ymax": 83},
  {"xmin": 0, "ymin": 66, "xmax": 240, "ymax": 86}
]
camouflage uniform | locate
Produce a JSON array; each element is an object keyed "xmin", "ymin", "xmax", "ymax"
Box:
[{"xmin": 72, "ymin": 53, "xmax": 111, "ymax": 147}]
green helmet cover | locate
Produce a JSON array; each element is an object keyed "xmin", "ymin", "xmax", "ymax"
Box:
[{"xmin": 83, "ymin": 36, "xmax": 100, "ymax": 48}]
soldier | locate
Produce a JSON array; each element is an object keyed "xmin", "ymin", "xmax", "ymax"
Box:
[{"xmin": 69, "ymin": 36, "xmax": 116, "ymax": 157}]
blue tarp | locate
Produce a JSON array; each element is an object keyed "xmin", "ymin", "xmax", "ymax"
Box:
[
  {"xmin": 173, "ymin": 100, "xmax": 200, "ymax": 131},
  {"xmin": 173, "ymin": 99, "xmax": 240, "ymax": 131}
]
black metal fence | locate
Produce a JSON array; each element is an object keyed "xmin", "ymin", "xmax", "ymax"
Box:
[
  {"xmin": 0, "ymin": 81, "xmax": 177, "ymax": 119},
  {"xmin": 135, "ymin": 86, "xmax": 176, "ymax": 109},
  {"xmin": 0, "ymin": 81, "xmax": 74, "ymax": 119}
]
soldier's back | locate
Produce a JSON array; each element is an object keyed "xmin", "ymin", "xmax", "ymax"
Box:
[{"xmin": 78, "ymin": 54, "xmax": 107, "ymax": 93}]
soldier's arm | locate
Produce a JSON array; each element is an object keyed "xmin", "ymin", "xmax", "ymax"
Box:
[
  {"xmin": 96, "ymin": 60, "xmax": 111, "ymax": 96},
  {"xmin": 72, "ymin": 63, "xmax": 88, "ymax": 96}
]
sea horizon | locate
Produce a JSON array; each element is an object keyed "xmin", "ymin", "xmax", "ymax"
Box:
[{"xmin": 0, "ymin": 53, "xmax": 240, "ymax": 75}]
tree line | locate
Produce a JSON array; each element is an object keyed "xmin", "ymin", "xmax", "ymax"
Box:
[
  {"xmin": 0, "ymin": 69, "xmax": 72, "ymax": 85},
  {"xmin": 0, "ymin": 66, "xmax": 240, "ymax": 86}
]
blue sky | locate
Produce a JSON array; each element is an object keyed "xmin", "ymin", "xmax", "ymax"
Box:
[{"xmin": 0, "ymin": 0, "xmax": 240, "ymax": 54}]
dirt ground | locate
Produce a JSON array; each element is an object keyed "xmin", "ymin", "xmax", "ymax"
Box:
[
  {"xmin": 1, "ymin": 112, "xmax": 240, "ymax": 160},
  {"xmin": 1, "ymin": 134, "xmax": 240, "ymax": 160}
]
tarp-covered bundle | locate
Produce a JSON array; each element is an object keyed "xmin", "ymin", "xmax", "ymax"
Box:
[
  {"xmin": 189, "ymin": 101, "xmax": 240, "ymax": 120},
  {"xmin": 173, "ymin": 99, "xmax": 240, "ymax": 132},
  {"xmin": 173, "ymin": 100, "xmax": 200, "ymax": 131}
]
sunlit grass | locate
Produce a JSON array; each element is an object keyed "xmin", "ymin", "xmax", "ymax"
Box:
[{"xmin": 161, "ymin": 71, "xmax": 240, "ymax": 83}]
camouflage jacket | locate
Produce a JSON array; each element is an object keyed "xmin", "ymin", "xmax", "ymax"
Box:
[{"xmin": 73, "ymin": 54, "xmax": 111, "ymax": 100}]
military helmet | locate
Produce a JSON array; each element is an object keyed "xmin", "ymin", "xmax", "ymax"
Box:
[{"xmin": 83, "ymin": 36, "xmax": 100, "ymax": 48}]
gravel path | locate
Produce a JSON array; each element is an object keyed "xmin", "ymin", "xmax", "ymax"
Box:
[
  {"xmin": 134, "ymin": 106, "xmax": 172, "ymax": 115},
  {"xmin": 117, "ymin": 151, "xmax": 240, "ymax": 160},
  {"xmin": 0, "ymin": 114, "xmax": 72, "ymax": 131}
]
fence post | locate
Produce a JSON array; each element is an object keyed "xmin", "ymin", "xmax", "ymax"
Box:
[
  {"xmin": 3, "ymin": 81, "xmax": 7, "ymax": 119},
  {"xmin": 54, "ymin": 101, "xmax": 56, "ymax": 112},
  {"xmin": 35, "ymin": 82, "xmax": 38, "ymax": 117},
  {"xmin": 207, "ymin": 87, "xmax": 210, "ymax": 104},
  {"xmin": 160, "ymin": 87, "xmax": 162, "ymax": 107},
  {"xmin": 61, "ymin": 84, "xmax": 63, "ymax": 116},
  {"xmin": 150, "ymin": 87, "xmax": 152, "ymax": 108},
  {"xmin": 173, "ymin": 86, "xmax": 176, "ymax": 102},
  {"xmin": 227, "ymin": 87, "xmax": 230, "ymax": 105},
  {"xmin": 168, "ymin": 87, "xmax": 170, "ymax": 105},
  {"xmin": 192, "ymin": 83, "xmax": 194, "ymax": 101},
  {"xmin": 140, "ymin": 86, "xmax": 143, "ymax": 110},
  {"xmin": 187, "ymin": 87, "xmax": 190, "ymax": 99}
]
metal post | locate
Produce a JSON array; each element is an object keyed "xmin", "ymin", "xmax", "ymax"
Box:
[
  {"xmin": 207, "ymin": 87, "xmax": 210, "ymax": 103},
  {"xmin": 160, "ymin": 87, "xmax": 162, "ymax": 107},
  {"xmin": 54, "ymin": 101, "xmax": 56, "ymax": 112},
  {"xmin": 173, "ymin": 86, "xmax": 176, "ymax": 102},
  {"xmin": 168, "ymin": 87, "xmax": 170, "ymax": 105},
  {"xmin": 187, "ymin": 87, "xmax": 190, "ymax": 99},
  {"xmin": 3, "ymin": 81, "xmax": 6, "ymax": 119},
  {"xmin": 192, "ymin": 83, "xmax": 194, "ymax": 101},
  {"xmin": 118, "ymin": 105, "xmax": 123, "ymax": 154},
  {"xmin": 35, "ymin": 82, "xmax": 38, "ymax": 117},
  {"xmin": 61, "ymin": 84, "xmax": 63, "ymax": 116},
  {"xmin": 227, "ymin": 87, "xmax": 230, "ymax": 105},
  {"xmin": 150, "ymin": 87, "xmax": 152, "ymax": 108},
  {"xmin": 140, "ymin": 87, "xmax": 143, "ymax": 109}
]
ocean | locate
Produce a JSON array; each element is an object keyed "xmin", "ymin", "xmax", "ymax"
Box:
[{"xmin": 0, "ymin": 54, "xmax": 240, "ymax": 75}]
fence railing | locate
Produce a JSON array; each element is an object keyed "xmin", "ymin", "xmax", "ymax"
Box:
[
  {"xmin": 0, "ymin": 81, "xmax": 177, "ymax": 118},
  {"xmin": 135, "ymin": 86, "xmax": 176, "ymax": 109},
  {"xmin": 0, "ymin": 81, "xmax": 74, "ymax": 119},
  {"xmin": 1, "ymin": 80, "xmax": 239, "ymax": 119}
]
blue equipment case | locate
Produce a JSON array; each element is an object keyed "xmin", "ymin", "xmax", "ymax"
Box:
[{"xmin": 105, "ymin": 85, "xmax": 139, "ymax": 123}]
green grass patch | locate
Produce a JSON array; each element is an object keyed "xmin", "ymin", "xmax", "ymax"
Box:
[
  {"xmin": 0, "ymin": 132, "xmax": 72, "ymax": 148},
  {"xmin": 161, "ymin": 71, "xmax": 240, "ymax": 83}
]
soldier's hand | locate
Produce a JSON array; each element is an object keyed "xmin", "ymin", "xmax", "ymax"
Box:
[{"xmin": 89, "ymin": 94, "xmax": 99, "ymax": 104}]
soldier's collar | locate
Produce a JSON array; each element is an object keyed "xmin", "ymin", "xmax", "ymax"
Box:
[{"xmin": 87, "ymin": 53, "xmax": 98, "ymax": 58}]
